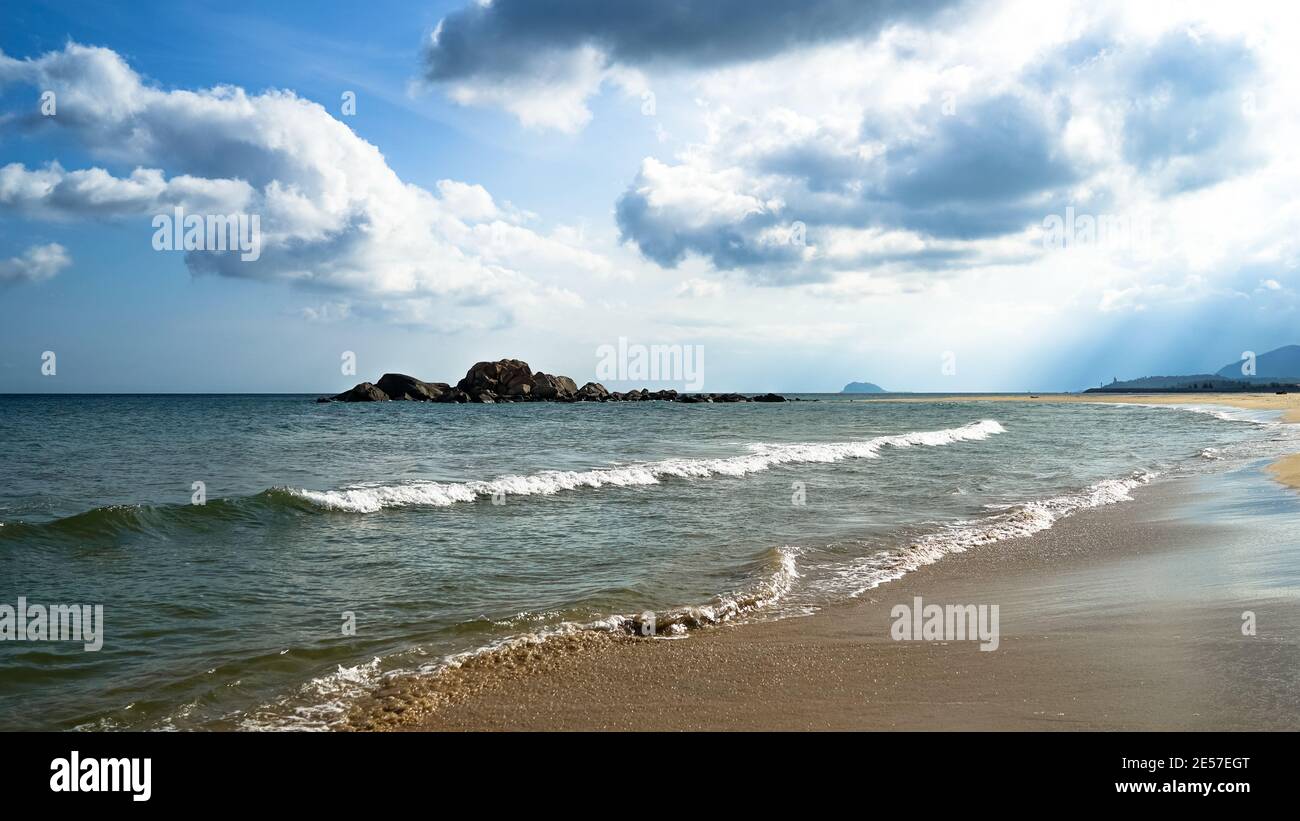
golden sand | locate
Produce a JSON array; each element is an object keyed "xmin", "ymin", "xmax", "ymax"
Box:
[{"xmin": 1267, "ymin": 453, "xmax": 1300, "ymax": 489}]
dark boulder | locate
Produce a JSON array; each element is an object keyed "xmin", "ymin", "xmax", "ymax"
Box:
[
  {"xmin": 330, "ymin": 382, "xmax": 389, "ymax": 402},
  {"xmin": 554, "ymin": 375, "xmax": 578, "ymax": 396},
  {"xmin": 576, "ymin": 381, "xmax": 610, "ymax": 401},
  {"xmin": 457, "ymin": 359, "xmax": 532, "ymax": 396},
  {"xmin": 529, "ymin": 372, "xmax": 578, "ymax": 400},
  {"xmin": 752, "ymin": 393, "xmax": 787, "ymax": 402},
  {"xmin": 500, "ymin": 364, "xmax": 534, "ymax": 394},
  {"xmin": 376, "ymin": 373, "xmax": 449, "ymax": 401}
]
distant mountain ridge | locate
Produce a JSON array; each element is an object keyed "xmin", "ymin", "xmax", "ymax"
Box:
[
  {"xmin": 841, "ymin": 381, "xmax": 886, "ymax": 394},
  {"xmin": 1086, "ymin": 344, "xmax": 1300, "ymax": 392},
  {"xmin": 1216, "ymin": 345, "xmax": 1300, "ymax": 379}
]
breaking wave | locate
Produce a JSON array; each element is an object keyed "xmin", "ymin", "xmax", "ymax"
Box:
[
  {"xmin": 237, "ymin": 544, "xmax": 803, "ymax": 730},
  {"xmin": 289, "ymin": 420, "xmax": 1007, "ymax": 513},
  {"xmin": 815, "ymin": 470, "xmax": 1157, "ymax": 599}
]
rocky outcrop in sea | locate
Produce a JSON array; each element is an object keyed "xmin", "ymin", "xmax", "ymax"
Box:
[{"xmin": 318, "ymin": 358, "xmax": 789, "ymax": 404}]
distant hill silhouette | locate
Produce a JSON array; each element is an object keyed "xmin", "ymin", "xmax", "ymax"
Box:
[
  {"xmin": 841, "ymin": 381, "xmax": 886, "ymax": 393},
  {"xmin": 1086, "ymin": 344, "xmax": 1300, "ymax": 392},
  {"xmin": 1216, "ymin": 345, "xmax": 1300, "ymax": 379}
]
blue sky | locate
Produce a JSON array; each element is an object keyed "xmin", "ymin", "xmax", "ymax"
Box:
[{"xmin": 1, "ymin": 0, "xmax": 1297, "ymax": 393}]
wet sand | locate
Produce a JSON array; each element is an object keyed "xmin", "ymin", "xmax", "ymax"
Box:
[
  {"xmin": 364, "ymin": 471, "xmax": 1300, "ymax": 731},
  {"xmin": 1266, "ymin": 453, "xmax": 1300, "ymax": 488}
]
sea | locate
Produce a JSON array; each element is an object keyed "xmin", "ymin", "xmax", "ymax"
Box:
[{"xmin": 1, "ymin": 394, "xmax": 1296, "ymax": 730}]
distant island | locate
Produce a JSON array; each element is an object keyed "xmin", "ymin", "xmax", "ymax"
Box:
[
  {"xmin": 841, "ymin": 381, "xmax": 887, "ymax": 394},
  {"xmin": 1085, "ymin": 344, "xmax": 1300, "ymax": 393}
]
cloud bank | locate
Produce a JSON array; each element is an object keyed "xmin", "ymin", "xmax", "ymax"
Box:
[
  {"xmin": 0, "ymin": 43, "xmax": 602, "ymax": 325},
  {"xmin": 421, "ymin": 0, "xmax": 960, "ymax": 131}
]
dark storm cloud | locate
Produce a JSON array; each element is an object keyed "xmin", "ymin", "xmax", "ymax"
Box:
[
  {"xmin": 870, "ymin": 94, "xmax": 1080, "ymax": 238},
  {"xmin": 616, "ymin": 93, "xmax": 1081, "ymax": 277},
  {"xmin": 424, "ymin": 0, "xmax": 960, "ymax": 81},
  {"xmin": 614, "ymin": 189, "xmax": 796, "ymax": 273}
]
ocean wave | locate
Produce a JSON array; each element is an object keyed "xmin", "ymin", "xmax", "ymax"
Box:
[
  {"xmin": 289, "ymin": 419, "xmax": 1007, "ymax": 513},
  {"xmin": 0, "ymin": 490, "xmax": 317, "ymax": 544},
  {"xmin": 301, "ymin": 468, "xmax": 1153, "ymax": 729},
  {"xmin": 239, "ymin": 545, "xmax": 803, "ymax": 730},
  {"xmin": 241, "ymin": 465, "xmax": 1157, "ymax": 730},
  {"xmin": 1119, "ymin": 402, "xmax": 1281, "ymax": 426},
  {"xmin": 816, "ymin": 470, "xmax": 1157, "ymax": 598},
  {"xmin": 2, "ymin": 419, "xmax": 1005, "ymax": 537}
]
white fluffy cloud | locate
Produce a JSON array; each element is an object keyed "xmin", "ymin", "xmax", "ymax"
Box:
[
  {"xmin": 407, "ymin": 0, "xmax": 1300, "ymax": 388},
  {"xmin": 4, "ymin": 3, "xmax": 1299, "ymax": 389},
  {"xmin": 417, "ymin": 0, "xmax": 1300, "ymax": 310},
  {"xmin": 0, "ymin": 162, "xmax": 254, "ymax": 218},
  {"xmin": 608, "ymin": 0, "xmax": 1300, "ymax": 299},
  {"xmin": 0, "ymin": 242, "xmax": 71, "ymax": 283},
  {"xmin": 0, "ymin": 43, "xmax": 602, "ymax": 326}
]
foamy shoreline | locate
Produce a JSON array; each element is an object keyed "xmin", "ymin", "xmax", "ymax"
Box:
[
  {"xmin": 377, "ymin": 469, "xmax": 1300, "ymax": 731},
  {"xmin": 339, "ymin": 400, "xmax": 1300, "ymax": 731}
]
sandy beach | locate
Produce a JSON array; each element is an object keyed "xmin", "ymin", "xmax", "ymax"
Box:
[{"xmin": 352, "ymin": 418, "xmax": 1300, "ymax": 731}]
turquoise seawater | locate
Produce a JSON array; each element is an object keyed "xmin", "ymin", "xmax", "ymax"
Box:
[{"xmin": 0, "ymin": 394, "xmax": 1293, "ymax": 729}]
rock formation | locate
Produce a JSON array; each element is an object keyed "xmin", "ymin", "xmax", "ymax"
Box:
[{"xmin": 319, "ymin": 359, "xmax": 789, "ymax": 404}]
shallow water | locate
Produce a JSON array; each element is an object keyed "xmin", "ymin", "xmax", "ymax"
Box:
[{"xmin": 0, "ymin": 394, "xmax": 1294, "ymax": 730}]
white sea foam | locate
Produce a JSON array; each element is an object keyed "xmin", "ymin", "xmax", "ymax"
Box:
[
  {"xmin": 1117, "ymin": 402, "xmax": 1282, "ymax": 426},
  {"xmin": 290, "ymin": 420, "xmax": 1007, "ymax": 513},
  {"xmin": 448, "ymin": 546, "xmax": 805, "ymax": 647},
  {"xmin": 253, "ymin": 467, "xmax": 1153, "ymax": 728},
  {"xmin": 239, "ymin": 544, "xmax": 806, "ymax": 729},
  {"xmin": 814, "ymin": 470, "xmax": 1157, "ymax": 599},
  {"xmin": 432, "ymin": 544, "xmax": 804, "ymax": 670},
  {"xmin": 237, "ymin": 657, "xmax": 385, "ymax": 732},
  {"xmin": 1116, "ymin": 401, "xmax": 1300, "ymax": 464}
]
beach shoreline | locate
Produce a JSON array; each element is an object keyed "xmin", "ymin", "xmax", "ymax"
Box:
[
  {"xmin": 883, "ymin": 390, "xmax": 1300, "ymax": 423},
  {"xmin": 871, "ymin": 392, "xmax": 1300, "ymax": 490},
  {"xmin": 356, "ymin": 461, "xmax": 1300, "ymax": 732}
]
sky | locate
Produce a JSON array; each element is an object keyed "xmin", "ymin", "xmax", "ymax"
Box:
[{"xmin": 1, "ymin": 0, "xmax": 1298, "ymax": 393}]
